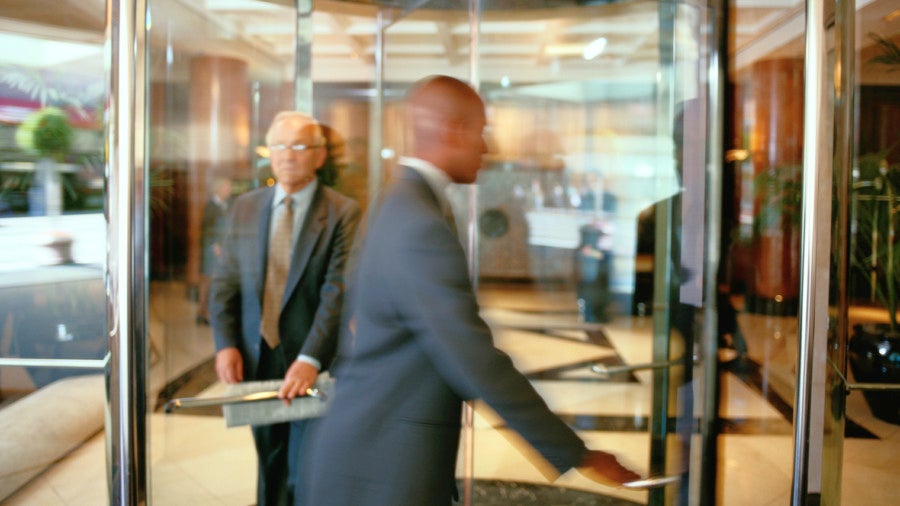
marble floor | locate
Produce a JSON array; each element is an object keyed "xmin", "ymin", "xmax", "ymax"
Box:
[{"xmin": 4, "ymin": 281, "xmax": 900, "ymax": 505}]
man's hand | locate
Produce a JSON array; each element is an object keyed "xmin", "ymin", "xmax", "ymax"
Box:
[
  {"xmin": 215, "ymin": 347, "xmax": 243, "ymax": 384},
  {"xmin": 279, "ymin": 360, "xmax": 319, "ymax": 405},
  {"xmin": 577, "ymin": 450, "xmax": 642, "ymax": 487}
]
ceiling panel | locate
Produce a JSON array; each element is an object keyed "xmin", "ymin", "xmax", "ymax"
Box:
[{"xmin": 0, "ymin": 0, "xmax": 896, "ymax": 86}]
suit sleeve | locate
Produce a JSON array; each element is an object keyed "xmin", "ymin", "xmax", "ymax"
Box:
[
  {"xmin": 299, "ymin": 198, "xmax": 362, "ymax": 369},
  {"xmin": 209, "ymin": 201, "xmax": 245, "ymax": 352},
  {"xmin": 390, "ymin": 197, "xmax": 586, "ymax": 475}
]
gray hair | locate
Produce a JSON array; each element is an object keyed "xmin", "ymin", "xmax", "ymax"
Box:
[{"xmin": 265, "ymin": 111, "xmax": 325, "ymax": 146}]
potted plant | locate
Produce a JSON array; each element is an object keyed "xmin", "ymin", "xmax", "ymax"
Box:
[
  {"xmin": 15, "ymin": 106, "xmax": 73, "ymax": 215},
  {"xmin": 848, "ymin": 148, "xmax": 900, "ymax": 424},
  {"xmin": 845, "ymin": 32, "xmax": 900, "ymax": 425}
]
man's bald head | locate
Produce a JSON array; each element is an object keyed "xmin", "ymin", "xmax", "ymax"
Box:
[
  {"xmin": 404, "ymin": 75, "xmax": 487, "ymax": 183},
  {"xmin": 407, "ymin": 75, "xmax": 482, "ymax": 131}
]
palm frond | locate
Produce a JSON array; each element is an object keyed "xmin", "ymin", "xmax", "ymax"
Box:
[
  {"xmin": 0, "ymin": 65, "xmax": 89, "ymax": 115},
  {"xmin": 868, "ymin": 33, "xmax": 900, "ymax": 71}
]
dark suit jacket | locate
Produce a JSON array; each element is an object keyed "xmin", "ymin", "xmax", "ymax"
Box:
[
  {"xmin": 200, "ymin": 196, "xmax": 231, "ymax": 276},
  {"xmin": 209, "ymin": 183, "xmax": 361, "ymax": 379},
  {"xmin": 304, "ymin": 167, "xmax": 586, "ymax": 506}
]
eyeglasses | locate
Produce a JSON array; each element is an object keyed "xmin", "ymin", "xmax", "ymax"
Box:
[{"xmin": 267, "ymin": 143, "xmax": 324, "ymax": 153}]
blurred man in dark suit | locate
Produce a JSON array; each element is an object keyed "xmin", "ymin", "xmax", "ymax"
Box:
[
  {"xmin": 197, "ymin": 176, "xmax": 232, "ymax": 325},
  {"xmin": 304, "ymin": 76, "xmax": 639, "ymax": 506}
]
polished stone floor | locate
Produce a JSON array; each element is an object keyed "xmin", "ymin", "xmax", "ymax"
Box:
[{"xmin": 4, "ymin": 281, "xmax": 900, "ymax": 505}]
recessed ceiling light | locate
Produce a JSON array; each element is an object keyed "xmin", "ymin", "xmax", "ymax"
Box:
[{"xmin": 582, "ymin": 37, "xmax": 607, "ymax": 60}]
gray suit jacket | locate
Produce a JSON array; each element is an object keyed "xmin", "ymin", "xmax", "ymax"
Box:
[
  {"xmin": 304, "ymin": 167, "xmax": 586, "ymax": 506},
  {"xmin": 209, "ymin": 183, "xmax": 361, "ymax": 379}
]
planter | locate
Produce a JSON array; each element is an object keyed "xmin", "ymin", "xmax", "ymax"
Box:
[
  {"xmin": 849, "ymin": 323, "xmax": 900, "ymax": 424},
  {"xmin": 27, "ymin": 158, "xmax": 63, "ymax": 216}
]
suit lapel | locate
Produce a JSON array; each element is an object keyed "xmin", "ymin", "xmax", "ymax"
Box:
[{"xmin": 282, "ymin": 184, "xmax": 326, "ymax": 306}]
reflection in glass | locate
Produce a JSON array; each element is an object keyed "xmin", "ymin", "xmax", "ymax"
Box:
[
  {"xmin": 0, "ymin": 8, "xmax": 108, "ymax": 505},
  {"xmin": 10, "ymin": 0, "xmax": 899, "ymax": 503}
]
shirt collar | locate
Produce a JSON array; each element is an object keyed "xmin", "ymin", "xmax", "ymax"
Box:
[
  {"xmin": 399, "ymin": 156, "xmax": 451, "ymax": 197},
  {"xmin": 273, "ymin": 179, "xmax": 318, "ymax": 210}
]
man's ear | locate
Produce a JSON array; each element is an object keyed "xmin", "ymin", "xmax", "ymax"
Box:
[{"xmin": 313, "ymin": 145, "xmax": 328, "ymax": 170}]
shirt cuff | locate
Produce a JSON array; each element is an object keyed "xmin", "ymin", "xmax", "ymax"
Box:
[{"xmin": 296, "ymin": 354, "xmax": 321, "ymax": 370}]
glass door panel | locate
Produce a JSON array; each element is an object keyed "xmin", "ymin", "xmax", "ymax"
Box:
[
  {"xmin": 0, "ymin": 1, "xmax": 108, "ymax": 503},
  {"xmin": 145, "ymin": 0, "xmax": 299, "ymax": 503},
  {"xmin": 833, "ymin": 0, "xmax": 900, "ymax": 504},
  {"xmin": 475, "ymin": 3, "xmax": 711, "ymax": 506},
  {"xmin": 725, "ymin": 3, "xmax": 809, "ymax": 505},
  {"xmin": 143, "ymin": 0, "xmax": 720, "ymax": 503},
  {"xmin": 377, "ymin": 1, "xmax": 718, "ymax": 504},
  {"xmin": 144, "ymin": 1, "xmax": 379, "ymax": 503}
]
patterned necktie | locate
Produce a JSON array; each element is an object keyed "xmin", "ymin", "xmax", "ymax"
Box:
[{"xmin": 260, "ymin": 196, "xmax": 293, "ymax": 349}]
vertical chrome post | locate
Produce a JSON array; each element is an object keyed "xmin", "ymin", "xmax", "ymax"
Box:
[
  {"xmin": 794, "ymin": 0, "xmax": 831, "ymax": 503},
  {"xmin": 648, "ymin": 6, "xmax": 676, "ymax": 503},
  {"xmin": 369, "ymin": 9, "xmax": 386, "ymax": 202},
  {"xmin": 462, "ymin": 5, "xmax": 481, "ymax": 504},
  {"xmin": 294, "ymin": 0, "xmax": 313, "ymax": 114},
  {"xmin": 818, "ymin": 0, "xmax": 854, "ymax": 500},
  {"xmin": 251, "ymin": 81, "xmax": 261, "ymax": 187},
  {"xmin": 107, "ymin": 0, "xmax": 149, "ymax": 503},
  {"xmin": 700, "ymin": 0, "xmax": 726, "ymax": 504}
]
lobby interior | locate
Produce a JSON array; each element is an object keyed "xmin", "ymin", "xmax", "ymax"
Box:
[
  {"xmin": 1, "ymin": 0, "xmax": 900, "ymax": 504},
  {"xmin": 3, "ymin": 279, "xmax": 900, "ymax": 505}
]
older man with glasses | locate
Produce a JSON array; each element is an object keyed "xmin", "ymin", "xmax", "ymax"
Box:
[{"xmin": 209, "ymin": 111, "xmax": 361, "ymax": 506}]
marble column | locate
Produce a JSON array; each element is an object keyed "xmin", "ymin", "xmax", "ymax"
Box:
[
  {"xmin": 749, "ymin": 58, "xmax": 804, "ymax": 313},
  {"xmin": 187, "ymin": 55, "xmax": 249, "ymax": 289}
]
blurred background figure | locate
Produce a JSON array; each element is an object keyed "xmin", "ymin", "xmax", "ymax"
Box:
[{"xmin": 196, "ymin": 176, "xmax": 232, "ymax": 325}]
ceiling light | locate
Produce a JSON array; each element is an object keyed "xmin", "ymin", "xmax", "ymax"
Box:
[
  {"xmin": 725, "ymin": 149, "xmax": 749, "ymax": 162},
  {"xmin": 582, "ymin": 37, "xmax": 607, "ymax": 60},
  {"xmin": 545, "ymin": 44, "xmax": 582, "ymax": 56},
  {"xmin": 885, "ymin": 9, "xmax": 900, "ymax": 22}
]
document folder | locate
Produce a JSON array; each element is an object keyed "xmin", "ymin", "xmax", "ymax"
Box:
[{"xmin": 165, "ymin": 373, "xmax": 334, "ymax": 427}]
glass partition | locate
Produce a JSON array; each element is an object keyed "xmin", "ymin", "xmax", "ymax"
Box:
[
  {"xmin": 0, "ymin": 2, "xmax": 108, "ymax": 503},
  {"xmin": 146, "ymin": 0, "xmax": 721, "ymax": 503},
  {"xmin": 6, "ymin": 1, "xmax": 900, "ymax": 504},
  {"xmin": 144, "ymin": 0, "xmax": 297, "ymax": 502},
  {"xmin": 143, "ymin": 1, "xmax": 377, "ymax": 502},
  {"xmin": 834, "ymin": 0, "xmax": 900, "ymax": 504},
  {"xmin": 726, "ymin": 1, "xmax": 900, "ymax": 504},
  {"xmin": 724, "ymin": 3, "xmax": 806, "ymax": 503},
  {"xmin": 464, "ymin": 3, "xmax": 713, "ymax": 505}
]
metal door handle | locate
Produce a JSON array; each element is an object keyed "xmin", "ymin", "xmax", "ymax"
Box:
[
  {"xmin": 846, "ymin": 382, "xmax": 900, "ymax": 392},
  {"xmin": 164, "ymin": 387, "xmax": 325, "ymax": 413},
  {"xmin": 622, "ymin": 475, "xmax": 681, "ymax": 489},
  {"xmin": 591, "ymin": 359, "xmax": 681, "ymax": 377}
]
